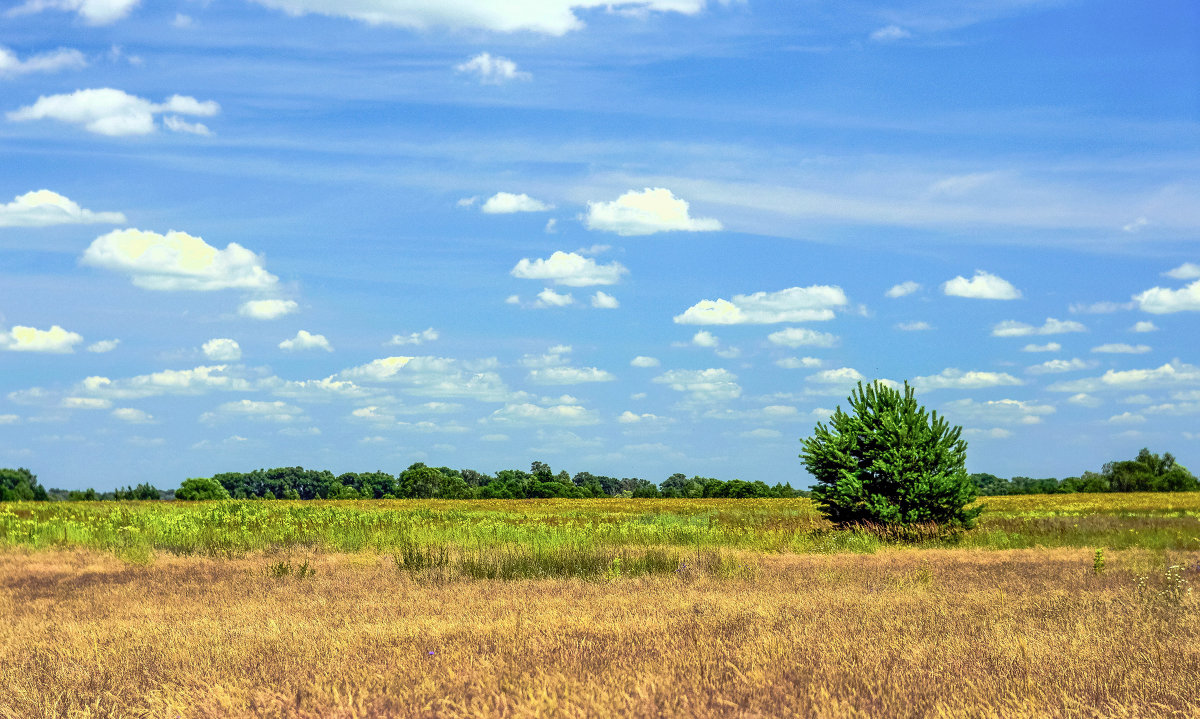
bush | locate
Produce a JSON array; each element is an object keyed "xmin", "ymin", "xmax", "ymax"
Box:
[
  {"xmin": 800, "ymin": 381, "xmax": 980, "ymax": 528},
  {"xmin": 0, "ymin": 468, "xmax": 48, "ymax": 501},
  {"xmin": 175, "ymin": 477, "xmax": 232, "ymax": 501}
]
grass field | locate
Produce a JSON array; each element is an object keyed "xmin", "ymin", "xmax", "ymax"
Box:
[{"xmin": 2, "ymin": 494, "xmax": 1198, "ymax": 717}]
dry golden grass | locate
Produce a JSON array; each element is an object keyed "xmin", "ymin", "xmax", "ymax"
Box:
[{"xmin": 2, "ymin": 547, "xmax": 1197, "ymax": 718}]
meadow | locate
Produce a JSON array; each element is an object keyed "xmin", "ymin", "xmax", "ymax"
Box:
[{"xmin": 2, "ymin": 494, "xmax": 1198, "ymax": 717}]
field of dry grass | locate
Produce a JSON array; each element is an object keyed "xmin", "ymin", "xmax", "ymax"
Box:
[{"xmin": 2, "ymin": 545, "xmax": 1198, "ymax": 718}]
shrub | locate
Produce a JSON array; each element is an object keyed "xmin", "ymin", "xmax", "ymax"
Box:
[
  {"xmin": 175, "ymin": 477, "xmax": 231, "ymax": 501},
  {"xmin": 800, "ymin": 381, "xmax": 981, "ymax": 528}
]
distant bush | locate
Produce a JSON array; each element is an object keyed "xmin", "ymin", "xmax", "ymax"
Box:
[
  {"xmin": 0, "ymin": 467, "xmax": 48, "ymax": 501},
  {"xmin": 175, "ymin": 477, "xmax": 231, "ymax": 501},
  {"xmin": 972, "ymin": 448, "xmax": 1198, "ymax": 496}
]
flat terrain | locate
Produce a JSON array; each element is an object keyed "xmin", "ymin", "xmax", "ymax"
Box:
[{"xmin": 1, "ymin": 495, "xmax": 1198, "ymax": 718}]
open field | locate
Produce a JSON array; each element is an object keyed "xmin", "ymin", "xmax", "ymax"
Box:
[{"xmin": 2, "ymin": 494, "xmax": 1198, "ymax": 718}]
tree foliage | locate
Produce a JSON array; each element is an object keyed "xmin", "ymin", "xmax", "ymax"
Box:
[
  {"xmin": 800, "ymin": 381, "xmax": 980, "ymax": 528},
  {"xmin": 0, "ymin": 467, "xmax": 48, "ymax": 501},
  {"xmin": 176, "ymin": 477, "xmax": 231, "ymax": 501}
]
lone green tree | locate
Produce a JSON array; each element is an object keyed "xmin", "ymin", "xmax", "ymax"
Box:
[{"xmin": 800, "ymin": 381, "xmax": 980, "ymax": 528}]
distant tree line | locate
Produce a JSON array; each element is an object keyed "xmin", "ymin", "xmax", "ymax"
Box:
[{"xmin": 972, "ymin": 448, "xmax": 1198, "ymax": 496}]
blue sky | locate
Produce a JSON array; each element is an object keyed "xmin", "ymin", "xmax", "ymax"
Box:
[{"xmin": 1, "ymin": 0, "xmax": 1198, "ymax": 490}]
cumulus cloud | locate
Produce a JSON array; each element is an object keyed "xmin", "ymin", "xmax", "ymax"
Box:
[
  {"xmin": 807, "ymin": 367, "xmax": 865, "ymax": 384},
  {"xmin": 1092, "ymin": 343, "xmax": 1151, "ymax": 354},
  {"xmin": 0, "ymin": 189, "xmax": 125, "ymax": 227},
  {"xmin": 1164, "ymin": 263, "xmax": 1200, "ymax": 280},
  {"xmin": 943, "ymin": 270, "xmax": 1021, "ymax": 300},
  {"xmin": 389, "ymin": 328, "xmax": 439, "ymax": 346},
  {"xmin": 586, "ymin": 187, "xmax": 721, "ymax": 236},
  {"xmin": 884, "ymin": 281, "xmax": 921, "ymax": 298},
  {"xmin": 82, "ymin": 229, "xmax": 277, "ymax": 291},
  {"xmin": 0, "ymin": 46, "xmax": 87, "ymax": 76},
  {"xmin": 455, "ymin": 53, "xmax": 531, "ymax": 84},
  {"xmin": 202, "ymin": 338, "xmax": 241, "ymax": 361},
  {"xmin": 991, "ymin": 317, "xmax": 1085, "ymax": 337},
  {"xmin": 8, "ymin": 0, "xmax": 141, "ymax": 25},
  {"xmin": 511, "ymin": 251, "xmax": 627, "ymax": 287},
  {"xmin": 77, "ymin": 365, "xmax": 253, "ymax": 400},
  {"xmin": 675, "ymin": 285, "xmax": 847, "ymax": 325},
  {"xmin": 767, "ymin": 326, "xmax": 839, "ymax": 348},
  {"xmin": 591, "ymin": 291, "xmax": 619, "ymax": 309},
  {"xmin": 963, "ymin": 428, "xmax": 1013, "ymax": 440},
  {"xmin": 630, "ymin": 356, "xmax": 660, "ymax": 368},
  {"xmin": 201, "ymin": 399, "xmax": 306, "ymax": 424},
  {"xmin": 279, "ymin": 330, "xmax": 333, "ymax": 352},
  {"xmin": 1048, "ymin": 361, "xmax": 1200, "ymax": 393},
  {"xmin": 86, "ymin": 338, "xmax": 119, "ymax": 353},
  {"xmin": 776, "ymin": 356, "xmax": 822, "ymax": 369},
  {"xmin": 238, "ymin": 299, "xmax": 298, "ymax": 320},
  {"xmin": 1107, "ymin": 412, "xmax": 1146, "ymax": 425},
  {"xmin": 911, "ymin": 368, "xmax": 1023, "ymax": 390},
  {"xmin": 111, "ymin": 407, "xmax": 153, "ymax": 423},
  {"xmin": 1133, "ymin": 280, "xmax": 1200, "ymax": 314},
  {"xmin": 481, "ymin": 191, "xmax": 551, "ymax": 213},
  {"xmin": 1069, "ymin": 301, "xmax": 1132, "ymax": 314},
  {"xmin": 487, "ymin": 402, "xmax": 599, "ymax": 426},
  {"xmin": 653, "ymin": 368, "xmax": 741, "ymax": 403},
  {"xmin": 534, "ymin": 287, "xmax": 574, "ymax": 308},
  {"xmin": 528, "ymin": 366, "xmax": 615, "ymax": 384},
  {"xmin": 244, "ymin": 0, "xmax": 713, "ymax": 36},
  {"xmin": 1067, "ymin": 393, "xmax": 1101, "ymax": 408},
  {"xmin": 339, "ymin": 355, "xmax": 510, "ymax": 402},
  {"xmin": 1022, "ymin": 342, "xmax": 1061, "ymax": 353},
  {"xmin": 1027, "ymin": 358, "xmax": 1093, "ymax": 375},
  {"xmin": 1131, "ymin": 321, "xmax": 1158, "ymax": 333},
  {"xmin": 943, "ymin": 398, "xmax": 1054, "ymax": 426},
  {"xmin": 691, "ymin": 330, "xmax": 719, "ymax": 348},
  {"xmin": 0, "ymin": 324, "xmax": 83, "ymax": 353},
  {"xmin": 896, "ymin": 321, "xmax": 932, "ymax": 331},
  {"xmin": 8, "ymin": 88, "xmax": 219, "ymax": 136},
  {"xmin": 62, "ymin": 396, "xmax": 111, "ymax": 409}
]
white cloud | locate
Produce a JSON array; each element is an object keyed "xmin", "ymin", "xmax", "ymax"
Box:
[
  {"xmin": 869, "ymin": 25, "xmax": 911, "ymax": 41},
  {"xmin": 520, "ymin": 346, "xmax": 572, "ymax": 369},
  {"xmin": 62, "ymin": 396, "xmax": 111, "ymax": 410},
  {"xmin": 0, "ymin": 46, "xmax": 86, "ymax": 76},
  {"xmin": 1026, "ymin": 358, "xmax": 1092, "ymax": 375},
  {"xmin": 776, "ymin": 356, "xmax": 822, "ymax": 369},
  {"xmin": 202, "ymin": 399, "xmax": 306, "ymax": 424},
  {"xmin": 1164, "ymin": 263, "xmax": 1200, "ymax": 280},
  {"xmin": 86, "ymin": 338, "xmax": 119, "ymax": 353},
  {"xmin": 162, "ymin": 115, "xmax": 212, "ymax": 136},
  {"xmin": 1022, "ymin": 342, "xmax": 1061, "ymax": 353},
  {"xmin": 741, "ymin": 428, "xmax": 782, "ymax": 439},
  {"xmin": 1122, "ymin": 217, "xmax": 1149, "ymax": 233},
  {"xmin": 943, "ymin": 270, "xmax": 1021, "ymax": 300},
  {"xmin": 511, "ymin": 251, "xmax": 627, "ymax": 287},
  {"xmin": 528, "ymin": 366, "xmax": 615, "ymax": 385},
  {"xmin": 1092, "ymin": 343, "xmax": 1151, "ymax": 354},
  {"xmin": 653, "ymin": 368, "xmax": 741, "ymax": 403},
  {"xmin": 202, "ymin": 338, "xmax": 242, "ymax": 361},
  {"xmin": 238, "ymin": 299, "xmax": 298, "ymax": 320},
  {"xmin": 766, "ymin": 326, "xmax": 839, "ymax": 347},
  {"xmin": 885, "ymin": 281, "xmax": 921, "ymax": 298},
  {"xmin": 279, "ymin": 330, "xmax": 333, "ymax": 352},
  {"xmin": 586, "ymin": 187, "xmax": 721, "ymax": 236},
  {"xmin": 676, "ymin": 285, "xmax": 847, "ymax": 325},
  {"xmin": 8, "ymin": 0, "xmax": 141, "ymax": 25},
  {"xmin": 896, "ymin": 321, "xmax": 932, "ymax": 331},
  {"xmin": 78, "ymin": 365, "xmax": 253, "ymax": 400},
  {"xmin": 111, "ymin": 407, "xmax": 152, "ymax": 423},
  {"xmin": 83, "ymin": 229, "xmax": 277, "ymax": 291},
  {"xmin": 0, "ymin": 324, "xmax": 83, "ymax": 353},
  {"xmin": 991, "ymin": 317, "xmax": 1085, "ymax": 337},
  {"xmin": 1067, "ymin": 393, "xmax": 1101, "ymax": 408},
  {"xmin": 482, "ymin": 191, "xmax": 551, "ymax": 213},
  {"xmin": 487, "ymin": 402, "xmax": 599, "ymax": 426},
  {"xmin": 963, "ymin": 428, "xmax": 1013, "ymax": 440},
  {"xmin": 617, "ymin": 410, "xmax": 665, "ymax": 424},
  {"xmin": 388, "ymin": 327, "xmax": 439, "ymax": 346},
  {"xmin": 807, "ymin": 367, "xmax": 865, "ymax": 384},
  {"xmin": 244, "ymin": 0, "xmax": 713, "ymax": 36},
  {"xmin": 0, "ymin": 414, "xmax": 19, "ymax": 424},
  {"xmin": 339, "ymin": 355, "xmax": 511, "ymax": 402},
  {"xmin": 1133, "ymin": 280, "xmax": 1200, "ymax": 314},
  {"xmin": 0, "ymin": 189, "xmax": 125, "ymax": 227},
  {"xmin": 8, "ymin": 88, "xmax": 218, "ymax": 136},
  {"xmin": 173, "ymin": 12, "xmax": 193, "ymax": 27},
  {"xmin": 1131, "ymin": 321, "xmax": 1158, "ymax": 333},
  {"xmin": 691, "ymin": 330, "xmax": 719, "ymax": 348},
  {"xmin": 1048, "ymin": 361, "xmax": 1200, "ymax": 393},
  {"xmin": 943, "ymin": 398, "xmax": 1055, "ymax": 426},
  {"xmin": 630, "ymin": 356, "xmax": 660, "ymax": 368},
  {"xmin": 1069, "ymin": 301, "xmax": 1132, "ymax": 314},
  {"xmin": 455, "ymin": 53, "xmax": 531, "ymax": 84},
  {"xmin": 1107, "ymin": 412, "xmax": 1146, "ymax": 425},
  {"xmin": 911, "ymin": 368, "xmax": 1023, "ymax": 390},
  {"xmin": 591, "ymin": 291, "xmax": 619, "ymax": 309},
  {"xmin": 534, "ymin": 287, "xmax": 574, "ymax": 308},
  {"xmin": 703, "ymin": 405, "xmax": 799, "ymax": 422},
  {"xmin": 1122, "ymin": 394, "xmax": 1154, "ymax": 405}
]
